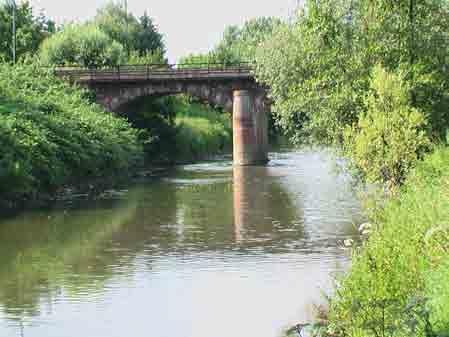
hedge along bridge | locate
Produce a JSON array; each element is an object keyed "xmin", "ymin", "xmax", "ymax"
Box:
[{"xmin": 55, "ymin": 63, "xmax": 270, "ymax": 166}]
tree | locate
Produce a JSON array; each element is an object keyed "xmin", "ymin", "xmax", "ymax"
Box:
[
  {"xmin": 136, "ymin": 12, "xmax": 164, "ymax": 56},
  {"xmin": 0, "ymin": 1, "xmax": 55, "ymax": 62},
  {"xmin": 40, "ymin": 24, "xmax": 126, "ymax": 68},
  {"xmin": 215, "ymin": 17, "xmax": 282, "ymax": 62},
  {"xmin": 178, "ymin": 17, "xmax": 281, "ymax": 66},
  {"xmin": 254, "ymin": 0, "xmax": 449, "ymax": 146},
  {"xmin": 255, "ymin": 1, "xmax": 362, "ymax": 145},
  {"xmin": 93, "ymin": 2, "xmax": 165, "ymax": 57},
  {"xmin": 93, "ymin": 1, "xmax": 138, "ymax": 55}
]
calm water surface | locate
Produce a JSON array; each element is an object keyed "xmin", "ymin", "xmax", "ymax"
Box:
[{"xmin": 0, "ymin": 149, "xmax": 363, "ymax": 337}]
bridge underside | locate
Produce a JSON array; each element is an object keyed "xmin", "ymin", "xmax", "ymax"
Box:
[{"xmin": 69, "ymin": 71, "xmax": 269, "ymax": 165}]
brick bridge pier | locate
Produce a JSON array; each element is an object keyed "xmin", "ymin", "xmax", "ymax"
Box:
[{"xmin": 56, "ymin": 64, "xmax": 269, "ymax": 165}]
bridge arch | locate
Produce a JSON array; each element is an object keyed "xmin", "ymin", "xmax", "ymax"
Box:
[{"xmin": 56, "ymin": 64, "xmax": 269, "ymax": 165}]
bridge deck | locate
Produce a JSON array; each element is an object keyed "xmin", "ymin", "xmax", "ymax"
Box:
[{"xmin": 54, "ymin": 64, "xmax": 254, "ymax": 83}]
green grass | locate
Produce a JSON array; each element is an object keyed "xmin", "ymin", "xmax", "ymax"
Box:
[
  {"xmin": 0, "ymin": 61, "xmax": 142, "ymax": 208},
  {"xmin": 327, "ymin": 147, "xmax": 449, "ymax": 337}
]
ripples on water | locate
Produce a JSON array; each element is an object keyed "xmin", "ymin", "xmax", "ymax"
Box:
[{"xmin": 0, "ymin": 149, "xmax": 363, "ymax": 337}]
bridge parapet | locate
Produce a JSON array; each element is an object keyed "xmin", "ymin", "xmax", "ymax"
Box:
[{"xmin": 54, "ymin": 62, "xmax": 254, "ymax": 83}]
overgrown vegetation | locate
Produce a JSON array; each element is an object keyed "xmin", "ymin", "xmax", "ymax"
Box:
[
  {"xmin": 0, "ymin": 61, "xmax": 142, "ymax": 208},
  {"xmin": 1, "ymin": 0, "xmax": 234, "ymax": 209},
  {"xmin": 327, "ymin": 147, "xmax": 449, "ymax": 337}
]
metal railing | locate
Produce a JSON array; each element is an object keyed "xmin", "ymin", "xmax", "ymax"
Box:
[{"xmin": 53, "ymin": 62, "xmax": 253, "ymax": 82}]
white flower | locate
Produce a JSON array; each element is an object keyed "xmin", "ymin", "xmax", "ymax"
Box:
[
  {"xmin": 358, "ymin": 222, "xmax": 372, "ymax": 233},
  {"xmin": 343, "ymin": 239, "xmax": 354, "ymax": 247}
]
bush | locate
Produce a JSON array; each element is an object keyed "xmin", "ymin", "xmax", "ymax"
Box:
[
  {"xmin": 0, "ymin": 61, "xmax": 142, "ymax": 207},
  {"xmin": 344, "ymin": 65, "xmax": 430, "ymax": 187},
  {"xmin": 40, "ymin": 24, "xmax": 126, "ymax": 68}
]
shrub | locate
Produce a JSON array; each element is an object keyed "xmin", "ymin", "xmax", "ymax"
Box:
[
  {"xmin": 344, "ymin": 65, "xmax": 430, "ymax": 187},
  {"xmin": 40, "ymin": 24, "xmax": 126, "ymax": 68}
]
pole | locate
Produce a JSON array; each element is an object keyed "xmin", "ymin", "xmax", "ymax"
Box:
[
  {"xmin": 124, "ymin": 0, "xmax": 129, "ymax": 56},
  {"xmin": 11, "ymin": 0, "xmax": 16, "ymax": 64}
]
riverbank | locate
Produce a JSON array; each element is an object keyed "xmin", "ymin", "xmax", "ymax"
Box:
[
  {"xmin": 0, "ymin": 62, "xmax": 234, "ymax": 210},
  {"xmin": 324, "ymin": 146, "xmax": 449, "ymax": 337}
]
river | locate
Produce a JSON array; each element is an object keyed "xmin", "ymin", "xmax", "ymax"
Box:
[{"xmin": 0, "ymin": 149, "xmax": 363, "ymax": 337}]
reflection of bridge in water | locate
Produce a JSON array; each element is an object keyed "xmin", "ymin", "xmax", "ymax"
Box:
[
  {"xmin": 55, "ymin": 63, "xmax": 270, "ymax": 165},
  {"xmin": 233, "ymin": 166, "xmax": 303, "ymax": 242}
]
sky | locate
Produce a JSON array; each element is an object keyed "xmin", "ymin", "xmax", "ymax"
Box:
[{"xmin": 26, "ymin": 0, "xmax": 299, "ymax": 62}]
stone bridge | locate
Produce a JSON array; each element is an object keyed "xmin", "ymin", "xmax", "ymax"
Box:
[{"xmin": 55, "ymin": 64, "xmax": 269, "ymax": 165}]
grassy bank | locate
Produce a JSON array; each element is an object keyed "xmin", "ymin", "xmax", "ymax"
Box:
[
  {"xmin": 326, "ymin": 146, "xmax": 449, "ymax": 337},
  {"xmin": 174, "ymin": 99, "xmax": 232, "ymax": 162},
  {"xmin": 0, "ymin": 62, "xmax": 143, "ymax": 209}
]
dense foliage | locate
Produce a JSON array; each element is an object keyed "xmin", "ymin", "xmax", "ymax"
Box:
[
  {"xmin": 255, "ymin": 0, "xmax": 449, "ymax": 185},
  {"xmin": 0, "ymin": 1, "xmax": 55, "ymax": 62},
  {"xmin": 0, "ymin": 61, "xmax": 142, "ymax": 208},
  {"xmin": 328, "ymin": 147, "xmax": 449, "ymax": 337},
  {"xmin": 40, "ymin": 24, "xmax": 126, "ymax": 68}
]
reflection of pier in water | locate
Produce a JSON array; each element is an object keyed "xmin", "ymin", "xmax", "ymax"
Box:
[{"xmin": 233, "ymin": 166, "xmax": 305, "ymax": 245}]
